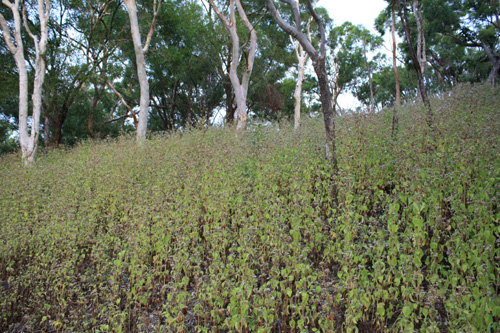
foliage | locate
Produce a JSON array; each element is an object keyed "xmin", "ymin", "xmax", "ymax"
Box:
[
  {"xmin": 0, "ymin": 116, "xmax": 17, "ymax": 155},
  {"xmin": 1, "ymin": 84, "xmax": 499, "ymax": 331}
]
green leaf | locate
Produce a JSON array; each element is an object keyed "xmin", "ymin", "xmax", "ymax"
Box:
[
  {"xmin": 377, "ymin": 303, "xmax": 385, "ymax": 317},
  {"xmin": 403, "ymin": 306, "xmax": 412, "ymax": 317}
]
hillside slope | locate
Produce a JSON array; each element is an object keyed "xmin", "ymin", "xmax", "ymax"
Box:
[{"xmin": 1, "ymin": 84, "xmax": 499, "ymax": 332}]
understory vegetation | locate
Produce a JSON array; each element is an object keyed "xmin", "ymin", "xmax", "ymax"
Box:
[{"xmin": 1, "ymin": 84, "xmax": 499, "ymax": 332}]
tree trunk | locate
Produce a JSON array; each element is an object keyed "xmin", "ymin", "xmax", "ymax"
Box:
[
  {"xmin": 266, "ymin": 0, "xmax": 337, "ymax": 167},
  {"xmin": 313, "ymin": 59, "xmax": 337, "ymax": 169},
  {"xmin": 399, "ymin": 0, "xmax": 432, "ymax": 127},
  {"xmin": 43, "ymin": 115, "xmax": 51, "ymax": 149},
  {"xmin": 0, "ymin": 0, "xmax": 49, "ymax": 165},
  {"xmin": 88, "ymin": 82, "xmax": 103, "ymax": 137},
  {"xmin": 413, "ymin": 0, "xmax": 427, "ymax": 80},
  {"xmin": 291, "ymin": 19, "xmax": 311, "ymax": 131},
  {"xmin": 391, "ymin": 0, "xmax": 400, "ymax": 136},
  {"xmin": 209, "ymin": 0, "xmax": 257, "ymax": 133},
  {"xmin": 488, "ymin": 58, "xmax": 500, "ymax": 84},
  {"xmin": 392, "ymin": 1, "xmax": 401, "ymax": 108},
  {"xmin": 123, "ymin": 0, "xmax": 149, "ymax": 141},
  {"xmin": 224, "ymin": 78, "xmax": 236, "ymax": 123},
  {"xmin": 363, "ymin": 39, "xmax": 375, "ymax": 114},
  {"xmin": 52, "ymin": 119, "xmax": 63, "ymax": 146},
  {"xmin": 294, "ymin": 50, "xmax": 307, "ymax": 130}
]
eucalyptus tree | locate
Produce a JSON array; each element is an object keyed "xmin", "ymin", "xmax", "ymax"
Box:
[
  {"xmin": 390, "ymin": 0, "xmax": 401, "ymax": 108},
  {"xmin": 123, "ymin": 0, "xmax": 161, "ymax": 141},
  {"xmin": 147, "ymin": 0, "xmax": 225, "ymax": 131},
  {"xmin": 290, "ymin": 17, "xmax": 311, "ymax": 129},
  {"xmin": 265, "ymin": 0, "xmax": 337, "ymax": 165},
  {"xmin": 65, "ymin": 0, "xmax": 130, "ymax": 137},
  {"xmin": 208, "ymin": 0, "xmax": 257, "ymax": 132},
  {"xmin": 398, "ymin": 0, "xmax": 432, "ymax": 126},
  {"xmin": 422, "ymin": 0, "xmax": 500, "ymax": 84},
  {"xmin": 245, "ymin": 3, "xmax": 296, "ymax": 122},
  {"xmin": 0, "ymin": 0, "xmax": 49, "ymax": 164},
  {"xmin": 328, "ymin": 22, "xmax": 385, "ymax": 113},
  {"xmin": 40, "ymin": 0, "xmax": 90, "ymax": 146}
]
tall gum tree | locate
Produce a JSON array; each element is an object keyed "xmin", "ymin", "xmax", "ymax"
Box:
[
  {"xmin": 266, "ymin": 0, "xmax": 337, "ymax": 167},
  {"xmin": 399, "ymin": 0, "xmax": 433, "ymax": 127},
  {"xmin": 123, "ymin": 0, "xmax": 161, "ymax": 141},
  {"xmin": 0, "ymin": 0, "xmax": 50, "ymax": 164},
  {"xmin": 391, "ymin": 0, "xmax": 401, "ymax": 135},
  {"xmin": 290, "ymin": 16, "xmax": 312, "ymax": 130},
  {"xmin": 208, "ymin": 0, "xmax": 257, "ymax": 132}
]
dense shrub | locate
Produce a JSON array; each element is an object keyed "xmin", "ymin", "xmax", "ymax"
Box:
[{"xmin": 1, "ymin": 84, "xmax": 499, "ymax": 332}]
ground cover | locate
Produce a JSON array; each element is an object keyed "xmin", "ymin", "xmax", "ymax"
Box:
[{"xmin": 0, "ymin": 84, "xmax": 499, "ymax": 332}]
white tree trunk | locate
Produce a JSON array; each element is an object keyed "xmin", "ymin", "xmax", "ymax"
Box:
[
  {"xmin": 0, "ymin": 0, "xmax": 49, "ymax": 164},
  {"xmin": 291, "ymin": 15, "xmax": 311, "ymax": 130},
  {"xmin": 123, "ymin": 0, "xmax": 149, "ymax": 141},
  {"xmin": 293, "ymin": 45, "xmax": 307, "ymax": 130},
  {"xmin": 209, "ymin": 0, "xmax": 257, "ymax": 132}
]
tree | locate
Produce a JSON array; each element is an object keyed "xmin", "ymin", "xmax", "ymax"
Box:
[
  {"xmin": 290, "ymin": 17, "xmax": 311, "ymax": 129},
  {"xmin": 40, "ymin": 1, "xmax": 90, "ymax": 146},
  {"xmin": 67, "ymin": 0, "xmax": 130, "ymax": 138},
  {"xmin": 0, "ymin": 0, "xmax": 49, "ymax": 164},
  {"xmin": 266, "ymin": 0, "xmax": 337, "ymax": 166},
  {"xmin": 123, "ymin": 0, "xmax": 161, "ymax": 141},
  {"xmin": 376, "ymin": 0, "xmax": 401, "ymax": 134},
  {"xmin": 422, "ymin": 0, "xmax": 500, "ymax": 84},
  {"xmin": 147, "ymin": 0, "xmax": 225, "ymax": 131},
  {"xmin": 390, "ymin": 0, "xmax": 401, "ymax": 108},
  {"xmin": 208, "ymin": 0, "xmax": 257, "ymax": 132},
  {"xmin": 398, "ymin": 0, "xmax": 432, "ymax": 126},
  {"xmin": 328, "ymin": 22, "xmax": 384, "ymax": 113}
]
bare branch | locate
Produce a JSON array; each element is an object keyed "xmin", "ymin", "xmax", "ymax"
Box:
[
  {"xmin": 103, "ymin": 109, "xmax": 139, "ymax": 125},
  {"xmin": 143, "ymin": 0, "xmax": 162, "ymax": 53},
  {"xmin": 105, "ymin": 80, "xmax": 138, "ymax": 127}
]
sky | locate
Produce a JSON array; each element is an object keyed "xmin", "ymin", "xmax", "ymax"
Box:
[{"xmin": 317, "ymin": 0, "xmax": 388, "ymax": 34}]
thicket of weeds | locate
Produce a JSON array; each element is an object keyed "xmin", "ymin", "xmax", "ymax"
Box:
[{"xmin": 0, "ymin": 84, "xmax": 499, "ymax": 332}]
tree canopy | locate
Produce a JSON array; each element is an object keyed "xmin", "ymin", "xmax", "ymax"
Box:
[{"xmin": 0, "ymin": 0, "xmax": 497, "ymax": 156}]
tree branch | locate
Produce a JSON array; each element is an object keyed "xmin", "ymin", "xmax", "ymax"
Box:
[
  {"xmin": 0, "ymin": 12, "xmax": 17, "ymax": 54},
  {"xmin": 208, "ymin": 0, "xmax": 232, "ymax": 30},
  {"xmin": 142, "ymin": 0, "xmax": 162, "ymax": 53},
  {"xmin": 305, "ymin": 0, "xmax": 326, "ymax": 58},
  {"xmin": 105, "ymin": 80, "xmax": 138, "ymax": 127},
  {"xmin": 265, "ymin": 0, "xmax": 317, "ymax": 59}
]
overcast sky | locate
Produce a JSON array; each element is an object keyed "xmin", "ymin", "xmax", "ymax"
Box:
[{"xmin": 317, "ymin": 0, "xmax": 388, "ymax": 33}]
